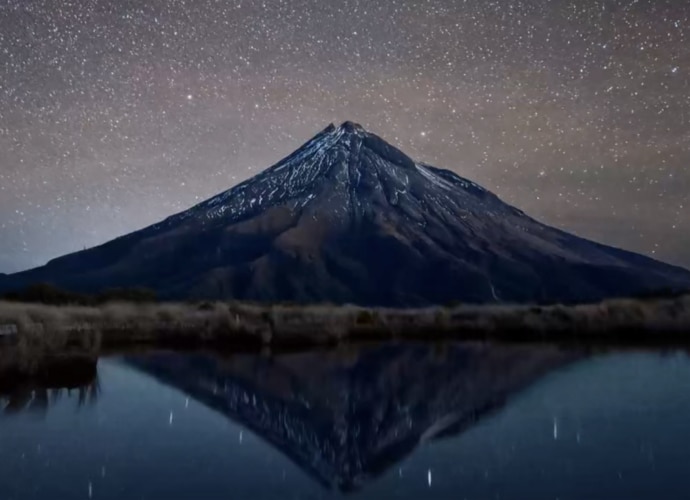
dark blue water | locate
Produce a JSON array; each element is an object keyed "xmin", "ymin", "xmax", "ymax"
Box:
[{"xmin": 1, "ymin": 343, "xmax": 690, "ymax": 499}]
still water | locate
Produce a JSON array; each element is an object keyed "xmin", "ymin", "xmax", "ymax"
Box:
[{"xmin": 1, "ymin": 342, "xmax": 690, "ymax": 500}]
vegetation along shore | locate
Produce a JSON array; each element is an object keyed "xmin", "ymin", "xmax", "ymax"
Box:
[{"xmin": 1, "ymin": 286, "xmax": 689, "ymax": 376}]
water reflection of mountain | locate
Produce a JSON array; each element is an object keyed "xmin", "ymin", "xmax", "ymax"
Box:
[{"xmin": 126, "ymin": 342, "xmax": 580, "ymax": 491}]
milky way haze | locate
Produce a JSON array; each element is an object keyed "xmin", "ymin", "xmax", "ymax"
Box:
[{"xmin": 0, "ymin": 0, "xmax": 688, "ymax": 273}]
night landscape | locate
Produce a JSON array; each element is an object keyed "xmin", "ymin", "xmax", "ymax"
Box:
[{"xmin": 1, "ymin": 1, "xmax": 689, "ymax": 499}]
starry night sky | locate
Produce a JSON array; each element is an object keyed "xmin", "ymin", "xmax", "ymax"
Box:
[{"xmin": 0, "ymin": 0, "xmax": 688, "ymax": 273}]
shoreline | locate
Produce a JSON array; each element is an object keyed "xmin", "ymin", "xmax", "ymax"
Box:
[{"xmin": 1, "ymin": 295, "xmax": 689, "ymax": 375}]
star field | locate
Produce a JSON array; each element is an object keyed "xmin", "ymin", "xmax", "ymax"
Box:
[{"xmin": 0, "ymin": 0, "xmax": 688, "ymax": 272}]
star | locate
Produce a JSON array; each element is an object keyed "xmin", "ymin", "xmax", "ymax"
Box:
[{"xmin": 0, "ymin": 0, "xmax": 688, "ymax": 273}]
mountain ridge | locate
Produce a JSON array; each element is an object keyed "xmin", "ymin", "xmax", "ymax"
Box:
[{"xmin": 2, "ymin": 121, "xmax": 690, "ymax": 306}]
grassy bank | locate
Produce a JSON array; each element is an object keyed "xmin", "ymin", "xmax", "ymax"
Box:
[{"xmin": 1, "ymin": 294, "xmax": 690, "ymax": 374}]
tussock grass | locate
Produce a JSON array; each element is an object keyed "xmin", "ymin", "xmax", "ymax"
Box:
[{"xmin": 1, "ymin": 295, "xmax": 690, "ymax": 374}]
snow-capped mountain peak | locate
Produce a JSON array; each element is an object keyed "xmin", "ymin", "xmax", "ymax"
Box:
[
  {"xmin": 4, "ymin": 121, "xmax": 690, "ymax": 305},
  {"xmin": 158, "ymin": 121, "xmax": 506, "ymax": 229}
]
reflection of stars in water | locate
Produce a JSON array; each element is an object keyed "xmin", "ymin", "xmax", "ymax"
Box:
[
  {"xmin": 427, "ymin": 469, "xmax": 432, "ymax": 487},
  {"xmin": 185, "ymin": 397, "xmax": 189, "ymax": 409},
  {"xmin": 553, "ymin": 417, "xmax": 559, "ymax": 440},
  {"xmin": 239, "ymin": 431, "xmax": 243, "ymax": 444},
  {"xmin": 169, "ymin": 411, "xmax": 174, "ymax": 426},
  {"xmin": 88, "ymin": 481, "xmax": 93, "ymax": 499}
]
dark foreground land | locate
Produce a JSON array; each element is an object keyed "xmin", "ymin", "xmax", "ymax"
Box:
[{"xmin": 0, "ymin": 294, "xmax": 689, "ymax": 376}]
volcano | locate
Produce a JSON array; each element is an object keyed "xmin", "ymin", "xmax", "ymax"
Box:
[{"xmin": 2, "ymin": 121, "xmax": 689, "ymax": 306}]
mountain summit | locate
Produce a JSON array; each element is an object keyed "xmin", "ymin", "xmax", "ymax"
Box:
[{"xmin": 3, "ymin": 121, "xmax": 690, "ymax": 305}]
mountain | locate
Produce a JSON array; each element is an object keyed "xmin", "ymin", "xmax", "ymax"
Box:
[
  {"xmin": 125, "ymin": 343, "xmax": 579, "ymax": 491},
  {"xmin": 2, "ymin": 121, "xmax": 689, "ymax": 305}
]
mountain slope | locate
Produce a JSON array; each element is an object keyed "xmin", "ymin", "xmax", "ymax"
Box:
[{"xmin": 2, "ymin": 121, "xmax": 690, "ymax": 305}]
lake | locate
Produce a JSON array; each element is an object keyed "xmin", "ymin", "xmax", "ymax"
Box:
[{"xmin": 1, "ymin": 342, "xmax": 690, "ymax": 499}]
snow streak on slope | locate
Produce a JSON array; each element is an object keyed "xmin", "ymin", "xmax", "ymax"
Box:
[
  {"xmin": 153, "ymin": 124, "xmax": 348, "ymax": 228},
  {"xmin": 152, "ymin": 122, "xmax": 513, "ymax": 230}
]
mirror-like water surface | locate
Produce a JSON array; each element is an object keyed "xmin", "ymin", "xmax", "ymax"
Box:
[{"xmin": 1, "ymin": 343, "xmax": 690, "ymax": 499}]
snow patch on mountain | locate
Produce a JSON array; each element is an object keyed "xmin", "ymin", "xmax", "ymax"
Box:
[{"xmin": 152, "ymin": 121, "xmax": 515, "ymax": 233}]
